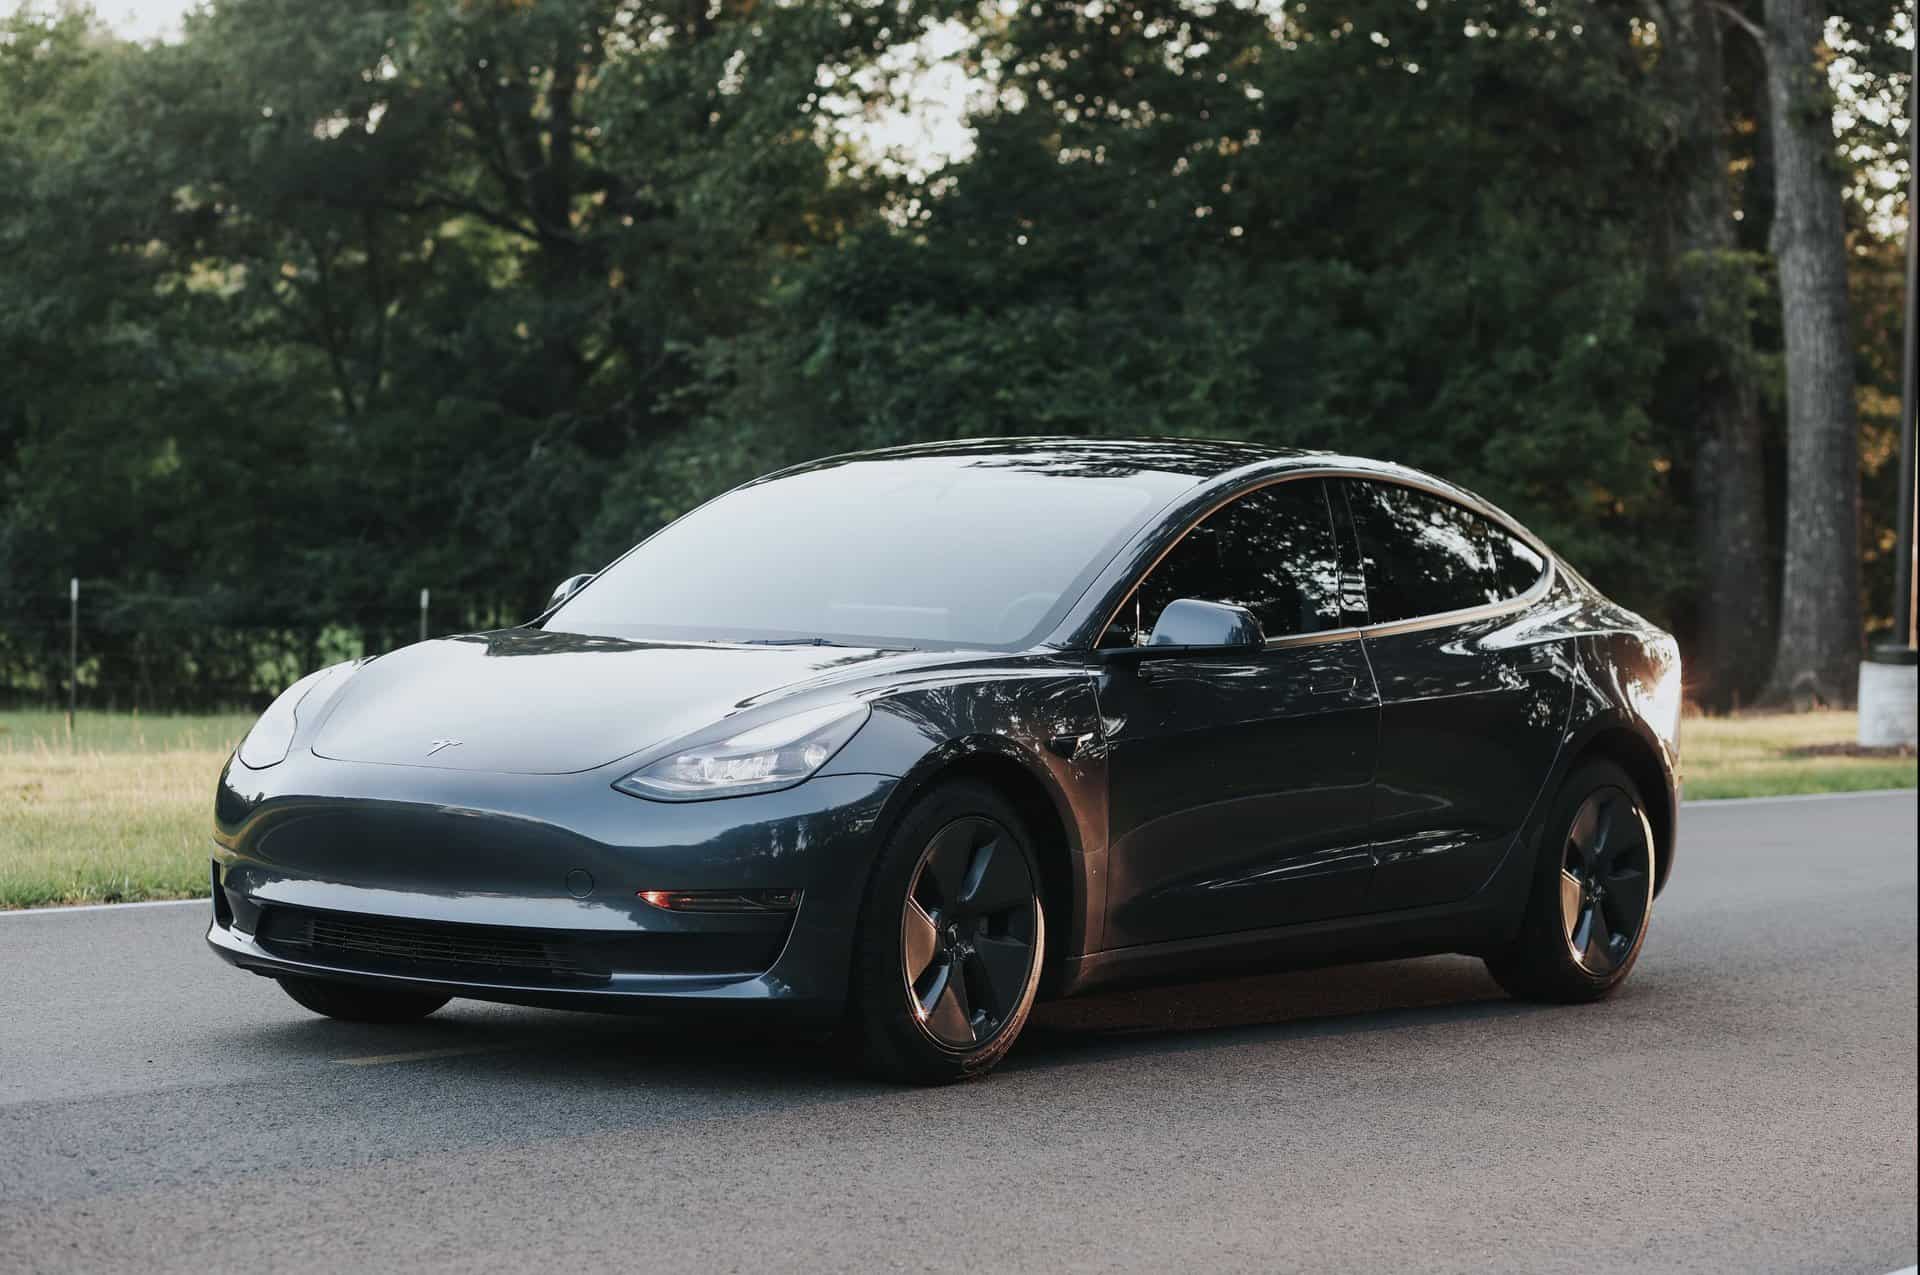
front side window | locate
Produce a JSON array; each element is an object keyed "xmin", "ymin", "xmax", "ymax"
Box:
[
  {"xmin": 1344, "ymin": 481, "xmax": 1545, "ymax": 624},
  {"xmin": 1107, "ymin": 479, "xmax": 1342, "ymax": 645}
]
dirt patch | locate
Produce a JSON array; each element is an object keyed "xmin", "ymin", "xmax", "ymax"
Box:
[{"xmin": 1785, "ymin": 742, "xmax": 1916, "ymax": 759}]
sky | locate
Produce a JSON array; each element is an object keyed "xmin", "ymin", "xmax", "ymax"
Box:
[
  {"xmin": 80, "ymin": 0, "xmax": 191, "ymax": 41},
  {"xmin": 34, "ymin": 0, "xmax": 982, "ymax": 172}
]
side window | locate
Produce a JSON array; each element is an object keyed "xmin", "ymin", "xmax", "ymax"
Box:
[
  {"xmin": 1487, "ymin": 525, "xmax": 1546, "ymax": 599},
  {"xmin": 1344, "ymin": 481, "xmax": 1543, "ymax": 624},
  {"xmin": 1107, "ymin": 480, "xmax": 1342, "ymax": 645}
]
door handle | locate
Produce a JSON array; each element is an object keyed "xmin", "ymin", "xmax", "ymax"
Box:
[
  {"xmin": 1308, "ymin": 674, "xmax": 1357, "ymax": 697},
  {"xmin": 1508, "ymin": 653, "xmax": 1557, "ymax": 675}
]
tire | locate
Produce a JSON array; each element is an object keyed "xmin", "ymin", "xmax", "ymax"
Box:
[
  {"xmin": 276, "ymin": 974, "xmax": 452, "ymax": 1023},
  {"xmin": 848, "ymin": 780, "xmax": 1047, "ymax": 1084},
  {"xmin": 1486, "ymin": 759, "xmax": 1657, "ymax": 1003}
]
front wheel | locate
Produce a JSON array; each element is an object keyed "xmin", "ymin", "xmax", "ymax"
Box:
[
  {"xmin": 848, "ymin": 780, "xmax": 1046, "ymax": 1084},
  {"xmin": 1485, "ymin": 759, "xmax": 1657, "ymax": 1004},
  {"xmin": 277, "ymin": 974, "xmax": 451, "ymax": 1023}
]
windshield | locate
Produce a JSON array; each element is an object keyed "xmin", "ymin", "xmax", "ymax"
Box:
[{"xmin": 546, "ymin": 456, "xmax": 1177, "ymax": 650}]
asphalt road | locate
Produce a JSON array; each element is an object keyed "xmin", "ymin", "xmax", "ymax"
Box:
[{"xmin": 1, "ymin": 791, "xmax": 1914, "ymax": 1274}]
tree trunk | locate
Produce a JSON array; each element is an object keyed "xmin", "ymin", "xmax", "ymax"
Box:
[
  {"xmin": 1665, "ymin": 0, "xmax": 1773, "ymax": 708},
  {"xmin": 1759, "ymin": 0, "xmax": 1861, "ymax": 706}
]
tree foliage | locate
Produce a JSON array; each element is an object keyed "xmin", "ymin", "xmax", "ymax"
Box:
[{"xmin": 0, "ymin": 0, "xmax": 1907, "ymax": 708}]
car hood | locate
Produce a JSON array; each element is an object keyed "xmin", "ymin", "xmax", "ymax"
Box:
[{"xmin": 310, "ymin": 629, "xmax": 933, "ymax": 775}]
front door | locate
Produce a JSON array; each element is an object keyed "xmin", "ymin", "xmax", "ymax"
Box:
[{"xmin": 1097, "ymin": 478, "xmax": 1382, "ymax": 948}]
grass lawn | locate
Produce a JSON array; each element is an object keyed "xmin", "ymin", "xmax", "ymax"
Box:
[
  {"xmin": 1, "ymin": 707, "xmax": 1913, "ymax": 910},
  {"xmin": 1, "ymin": 711, "xmax": 251, "ymax": 910},
  {"xmin": 1678, "ymin": 710, "xmax": 1916, "ymax": 800}
]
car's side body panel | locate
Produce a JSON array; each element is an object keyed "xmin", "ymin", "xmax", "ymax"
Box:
[
  {"xmin": 1095, "ymin": 637, "xmax": 1382, "ymax": 946},
  {"xmin": 1358, "ymin": 598, "xmax": 1579, "ymax": 912},
  {"xmin": 1047, "ymin": 594, "xmax": 1677, "ymax": 1001},
  {"xmin": 1052, "ymin": 845, "xmax": 1543, "ymax": 997},
  {"xmin": 1036, "ymin": 452, "xmax": 1678, "ymax": 996}
]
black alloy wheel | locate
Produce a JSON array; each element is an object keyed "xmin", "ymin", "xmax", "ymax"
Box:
[
  {"xmin": 1486, "ymin": 759, "xmax": 1657, "ymax": 1003},
  {"xmin": 849, "ymin": 780, "xmax": 1046, "ymax": 1084},
  {"xmin": 901, "ymin": 815, "xmax": 1043, "ymax": 1050},
  {"xmin": 1556, "ymin": 786, "xmax": 1654, "ymax": 976}
]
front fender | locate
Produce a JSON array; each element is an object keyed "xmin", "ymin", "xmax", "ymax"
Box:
[{"xmin": 821, "ymin": 662, "xmax": 1109, "ymax": 956}]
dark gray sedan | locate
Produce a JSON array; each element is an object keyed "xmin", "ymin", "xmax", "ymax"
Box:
[{"xmin": 209, "ymin": 438, "xmax": 1681, "ymax": 1083}]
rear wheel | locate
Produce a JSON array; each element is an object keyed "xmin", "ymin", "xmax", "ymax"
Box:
[
  {"xmin": 276, "ymin": 974, "xmax": 451, "ymax": 1023},
  {"xmin": 849, "ymin": 780, "xmax": 1045, "ymax": 1084},
  {"xmin": 1486, "ymin": 760, "xmax": 1656, "ymax": 1003}
]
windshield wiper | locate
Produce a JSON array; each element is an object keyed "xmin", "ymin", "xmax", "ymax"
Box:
[
  {"xmin": 740, "ymin": 637, "xmax": 919, "ymax": 652},
  {"xmin": 741, "ymin": 637, "xmax": 857, "ymax": 647}
]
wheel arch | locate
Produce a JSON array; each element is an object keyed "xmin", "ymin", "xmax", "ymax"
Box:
[
  {"xmin": 1561, "ymin": 722, "xmax": 1679, "ymax": 895},
  {"xmin": 866, "ymin": 738, "xmax": 1087, "ymax": 990}
]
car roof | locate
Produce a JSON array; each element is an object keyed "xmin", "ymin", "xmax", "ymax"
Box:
[
  {"xmin": 753, "ymin": 436, "xmax": 1327, "ymax": 487},
  {"xmin": 750, "ymin": 436, "xmax": 1534, "ymax": 536},
  {"xmin": 753, "ymin": 436, "xmax": 1502, "ymax": 516}
]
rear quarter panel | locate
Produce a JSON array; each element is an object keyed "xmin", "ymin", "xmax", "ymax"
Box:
[{"xmin": 1549, "ymin": 585, "xmax": 1684, "ymax": 891}]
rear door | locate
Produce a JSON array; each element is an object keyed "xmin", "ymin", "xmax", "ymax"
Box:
[
  {"xmin": 1098, "ymin": 478, "xmax": 1382, "ymax": 948},
  {"xmin": 1342, "ymin": 479, "xmax": 1574, "ymax": 911}
]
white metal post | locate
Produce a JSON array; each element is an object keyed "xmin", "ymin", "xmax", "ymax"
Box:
[{"xmin": 67, "ymin": 577, "xmax": 77, "ymax": 742}]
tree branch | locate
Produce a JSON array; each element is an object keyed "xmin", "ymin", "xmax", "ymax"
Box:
[
  {"xmin": 340, "ymin": 190, "xmax": 548, "ymax": 244},
  {"xmin": 1712, "ymin": 1, "xmax": 1767, "ymax": 53}
]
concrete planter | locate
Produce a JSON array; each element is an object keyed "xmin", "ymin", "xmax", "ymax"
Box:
[{"xmin": 1857, "ymin": 644, "xmax": 1918, "ymax": 748}]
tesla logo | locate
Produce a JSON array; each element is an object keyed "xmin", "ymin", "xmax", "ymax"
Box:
[{"xmin": 425, "ymin": 738, "xmax": 463, "ymax": 757}]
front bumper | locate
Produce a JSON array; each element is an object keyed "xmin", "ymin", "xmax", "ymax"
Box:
[{"xmin": 209, "ymin": 749, "xmax": 897, "ymax": 1021}]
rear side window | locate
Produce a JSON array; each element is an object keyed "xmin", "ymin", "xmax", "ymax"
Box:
[
  {"xmin": 1487, "ymin": 523, "xmax": 1546, "ymax": 600},
  {"xmin": 1344, "ymin": 481, "xmax": 1545, "ymax": 625},
  {"xmin": 1109, "ymin": 479, "xmax": 1343, "ymax": 644}
]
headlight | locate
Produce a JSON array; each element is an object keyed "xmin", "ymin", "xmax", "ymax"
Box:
[
  {"xmin": 236, "ymin": 664, "xmax": 350, "ymax": 769},
  {"xmin": 613, "ymin": 701, "xmax": 870, "ymax": 802}
]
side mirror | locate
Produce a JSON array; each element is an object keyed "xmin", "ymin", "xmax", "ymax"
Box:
[
  {"xmin": 547, "ymin": 572, "xmax": 595, "ymax": 612},
  {"xmin": 1099, "ymin": 598, "xmax": 1264, "ymax": 666}
]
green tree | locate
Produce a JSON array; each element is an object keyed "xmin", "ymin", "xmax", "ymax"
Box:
[{"xmin": 689, "ymin": 0, "xmax": 1680, "ymax": 614}]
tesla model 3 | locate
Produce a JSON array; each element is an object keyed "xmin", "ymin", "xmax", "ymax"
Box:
[{"xmin": 208, "ymin": 438, "xmax": 1681, "ymax": 1083}]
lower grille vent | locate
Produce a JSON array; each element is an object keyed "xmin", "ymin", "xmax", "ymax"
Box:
[
  {"xmin": 260, "ymin": 910, "xmax": 604, "ymax": 980},
  {"xmin": 253, "ymin": 905, "xmax": 789, "ymax": 984}
]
